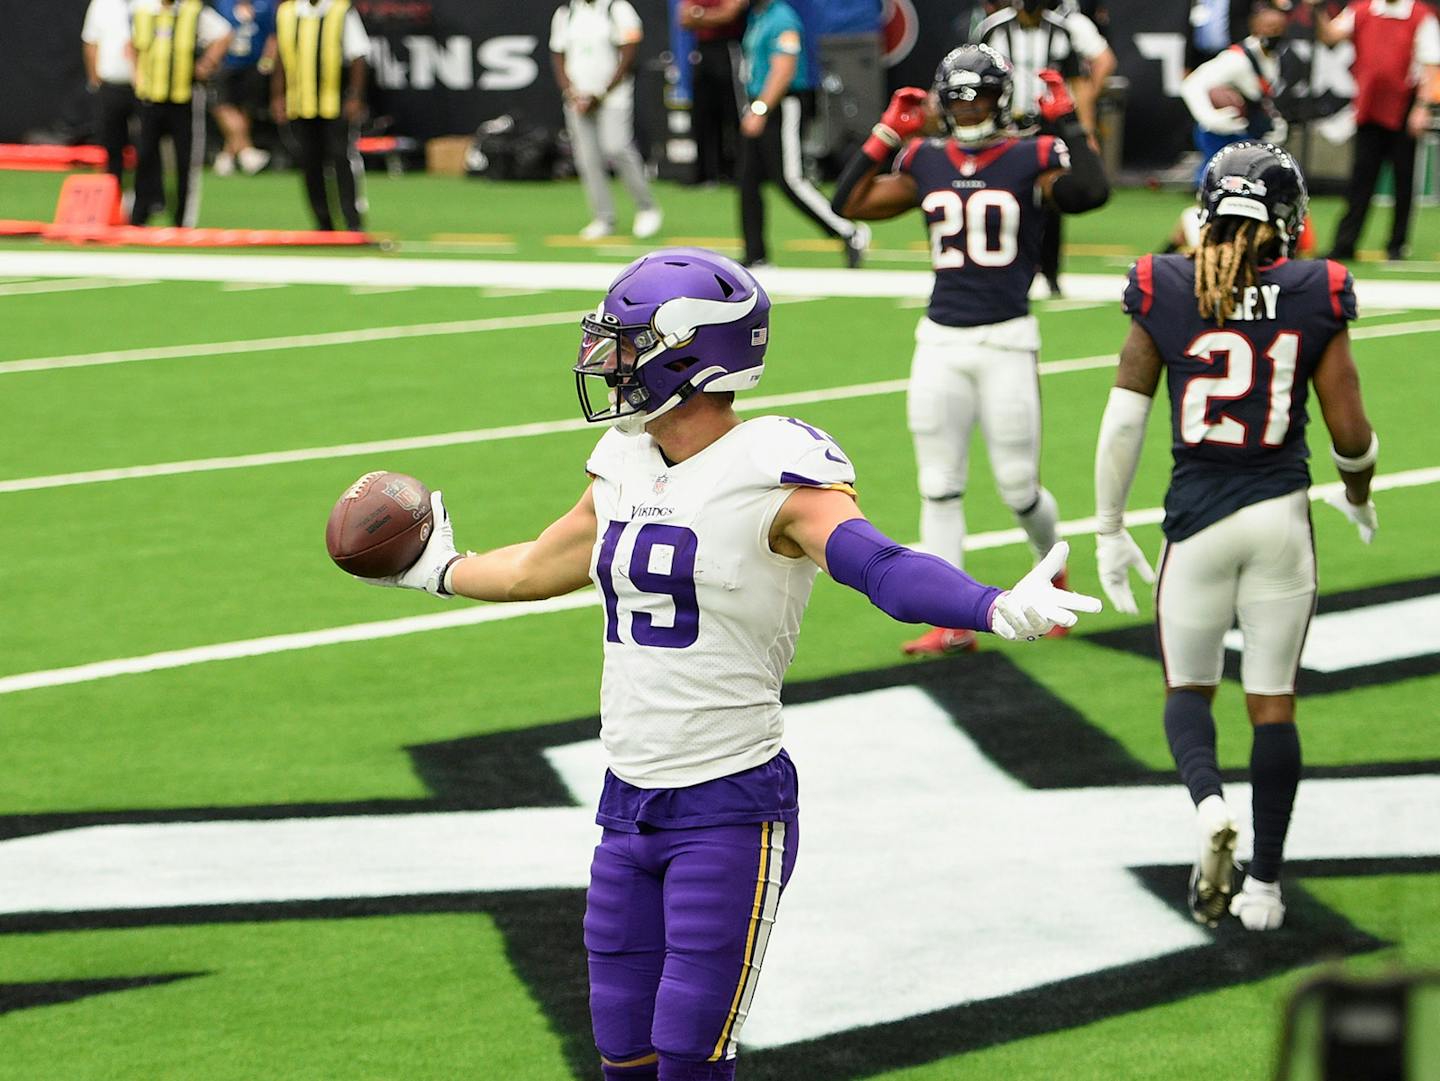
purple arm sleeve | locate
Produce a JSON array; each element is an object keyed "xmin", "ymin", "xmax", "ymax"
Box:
[{"xmin": 824, "ymin": 518, "xmax": 1004, "ymax": 632}]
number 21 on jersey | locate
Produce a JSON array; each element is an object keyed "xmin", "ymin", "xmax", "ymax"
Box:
[
  {"xmin": 921, "ymin": 188, "xmax": 1020, "ymax": 269},
  {"xmin": 1181, "ymin": 329, "xmax": 1300, "ymax": 448},
  {"xmin": 595, "ymin": 521, "xmax": 700, "ymax": 649}
]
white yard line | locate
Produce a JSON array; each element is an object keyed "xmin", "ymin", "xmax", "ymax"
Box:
[
  {"xmin": 0, "ymin": 277, "xmax": 157, "ymax": 298},
  {"xmin": 0, "ymin": 309, "xmax": 588, "ymax": 376},
  {"xmin": 0, "ymin": 353, "xmax": 1116, "ymax": 495},
  {"xmin": 3, "ymin": 465, "xmax": 1436, "ymax": 697},
  {"xmin": 219, "ymin": 281, "xmax": 289, "ymax": 292},
  {"xmin": 4, "ymin": 250, "xmax": 1440, "ymax": 308},
  {"xmin": 0, "ymin": 315, "xmax": 1428, "ymax": 495}
]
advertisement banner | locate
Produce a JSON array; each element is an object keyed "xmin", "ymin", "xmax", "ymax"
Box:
[{"xmin": 0, "ymin": 0, "xmax": 1356, "ymax": 169}]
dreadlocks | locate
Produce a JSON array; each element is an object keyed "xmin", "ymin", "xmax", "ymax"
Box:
[{"xmin": 1191, "ymin": 217, "xmax": 1280, "ymax": 325}]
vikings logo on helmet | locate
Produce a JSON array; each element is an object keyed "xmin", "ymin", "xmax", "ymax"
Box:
[{"xmin": 573, "ymin": 248, "xmax": 772, "ymax": 436}]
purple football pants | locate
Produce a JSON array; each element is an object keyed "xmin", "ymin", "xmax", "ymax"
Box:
[{"xmin": 585, "ymin": 820, "xmax": 798, "ymax": 1080}]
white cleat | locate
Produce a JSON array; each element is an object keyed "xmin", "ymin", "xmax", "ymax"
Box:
[
  {"xmin": 579, "ymin": 219, "xmax": 614, "ymax": 240},
  {"xmin": 213, "ymin": 151, "xmax": 236, "ymax": 177},
  {"xmin": 1188, "ymin": 794, "xmax": 1237, "ymax": 927},
  {"xmin": 632, "ymin": 207, "xmax": 664, "ymax": 239},
  {"xmin": 237, "ymin": 147, "xmax": 271, "ymax": 175},
  {"xmin": 1230, "ymin": 875, "xmax": 1286, "ymax": 931}
]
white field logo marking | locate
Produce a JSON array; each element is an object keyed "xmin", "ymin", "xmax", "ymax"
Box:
[{"xmin": 3, "ymin": 686, "xmax": 1438, "ymax": 1050}]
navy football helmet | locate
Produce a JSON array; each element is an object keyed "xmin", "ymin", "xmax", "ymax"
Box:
[
  {"xmin": 1198, "ymin": 141, "xmax": 1308, "ymax": 256},
  {"xmin": 932, "ymin": 45, "xmax": 1013, "ymax": 145}
]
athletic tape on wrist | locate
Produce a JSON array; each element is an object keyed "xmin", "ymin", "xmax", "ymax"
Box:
[{"xmin": 1331, "ymin": 431, "xmax": 1378, "ymax": 473}]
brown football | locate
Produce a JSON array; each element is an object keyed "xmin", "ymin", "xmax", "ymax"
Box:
[
  {"xmin": 1209, "ymin": 86, "xmax": 1248, "ymax": 115},
  {"xmin": 325, "ymin": 471, "xmax": 434, "ymax": 578}
]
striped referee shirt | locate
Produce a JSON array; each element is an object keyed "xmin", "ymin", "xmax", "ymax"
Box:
[{"xmin": 972, "ymin": 7, "xmax": 1108, "ymax": 121}]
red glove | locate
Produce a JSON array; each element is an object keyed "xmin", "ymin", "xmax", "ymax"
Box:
[
  {"xmin": 864, "ymin": 87, "xmax": 929, "ymax": 160},
  {"xmin": 1037, "ymin": 69, "xmax": 1076, "ymax": 123}
]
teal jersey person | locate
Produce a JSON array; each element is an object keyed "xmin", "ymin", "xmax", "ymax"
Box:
[
  {"xmin": 736, "ymin": 0, "xmax": 866, "ymax": 268},
  {"xmin": 742, "ymin": 0, "xmax": 812, "ymax": 98}
]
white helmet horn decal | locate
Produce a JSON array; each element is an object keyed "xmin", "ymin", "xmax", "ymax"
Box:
[{"xmin": 651, "ymin": 291, "xmax": 759, "ymax": 349}]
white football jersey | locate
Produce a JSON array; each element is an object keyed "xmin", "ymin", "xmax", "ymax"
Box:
[{"xmin": 585, "ymin": 415, "xmax": 857, "ymax": 788}]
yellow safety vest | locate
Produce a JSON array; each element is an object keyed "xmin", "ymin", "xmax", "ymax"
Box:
[
  {"xmin": 276, "ymin": 0, "xmax": 352, "ymax": 120},
  {"xmin": 132, "ymin": 0, "xmax": 203, "ymax": 104}
]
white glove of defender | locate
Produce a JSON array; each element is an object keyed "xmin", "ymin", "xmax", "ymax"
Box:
[
  {"xmin": 1323, "ymin": 491, "xmax": 1378, "ymax": 544},
  {"xmin": 990, "ymin": 542, "xmax": 1103, "ymax": 641},
  {"xmin": 364, "ymin": 491, "xmax": 464, "ymax": 595},
  {"xmin": 1095, "ymin": 529, "xmax": 1155, "ymax": 615}
]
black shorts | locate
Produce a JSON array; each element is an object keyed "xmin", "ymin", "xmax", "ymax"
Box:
[{"xmin": 210, "ymin": 66, "xmax": 266, "ymax": 109}]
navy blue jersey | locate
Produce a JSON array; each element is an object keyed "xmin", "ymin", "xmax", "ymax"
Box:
[
  {"xmin": 895, "ymin": 134, "xmax": 1068, "ymax": 328},
  {"xmin": 1124, "ymin": 253, "xmax": 1357, "ymax": 542}
]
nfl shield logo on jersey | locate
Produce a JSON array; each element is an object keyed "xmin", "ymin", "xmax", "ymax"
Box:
[{"xmin": 652, "ymin": 473, "xmax": 670, "ymax": 496}]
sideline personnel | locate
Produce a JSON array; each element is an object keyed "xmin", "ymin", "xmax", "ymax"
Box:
[
  {"xmin": 128, "ymin": 0, "xmax": 232, "ymax": 226},
  {"xmin": 272, "ymin": 0, "xmax": 370, "ymax": 232}
]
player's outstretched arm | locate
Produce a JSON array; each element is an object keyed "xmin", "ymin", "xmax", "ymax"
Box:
[
  {"xmin": 1313, "ymin": 328, "xmax": 1379, "ymax": 542},
  {"xmin": 447, "ymin": 484, "xmax": 600, "ymax": 601},
  {"xmin": 1093, "ymin": 322, "xmax": 1162, "ymax": 613},
  {"xmin": 830, "ymin": 88, "xmax": 927, "ymax": 220},
  {"xmin": 370, "ymin": 486, "xmax": 598, "ymax": 600},
  {"xmin": 773, "ymin": 487, "xmax": 1100, "ymax": 639},
  {"xmin": 1034, "ymin": 70, "xmax": 1110, "ymax": 214}
]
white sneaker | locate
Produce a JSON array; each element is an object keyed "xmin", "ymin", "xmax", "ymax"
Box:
[
  {"xmin": 1188, "ymin": 794, "xmax": 1238, "ymax": 927},
  {"xmin": 580, "ymin": 220, "xmax": 614, "ymax": 240},
  {"xmin": 844, "ymin": 222, "xmax": 871, "ymax": 268},
  {"xmin": 632, "ymin": 207, "xmax": 664, "ymax": 239},
  {"xmin": 237, "ymin": 147, "xmax": 271, "ymax": 175},
  {"xmin": 213, "ymin": 152, "xmax": 235, "ymax": 177},
  {"xmin": 1230, "ymin": 875, "xmax": 1285, "ymax": 931}
]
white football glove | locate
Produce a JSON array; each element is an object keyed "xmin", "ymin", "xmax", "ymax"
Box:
[
  {"xmin": 990, "ymin": 542, "xmax": 1103, "ymax": 641},
  {"xmin": 1323, "ymin": 491, "xmax": 1378, "ymax": 544},
  {"xmin": 1094, "ymin": 529, "xmax": 1155, "ymax": 615},
  {"xmin": 363, "ymin": 490, "xmax": 465, "ymax": 595},
  {"xmin": 1207, "ymin": 106, "xmax": 1249, "ymax": 135}
]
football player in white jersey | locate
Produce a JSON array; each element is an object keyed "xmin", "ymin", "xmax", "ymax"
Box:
[{"xmin": 358, "ymin": 247, "xmax": 1099, "ymax": 1081}]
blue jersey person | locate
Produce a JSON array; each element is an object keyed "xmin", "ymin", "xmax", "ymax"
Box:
[
  {"xmin": 832, "ymin": 45, "xmax": 1110, "ymax": 656},
  {"xmin": 1093, "ymin": 143, "xmax": 1378, "ymax": 932}
]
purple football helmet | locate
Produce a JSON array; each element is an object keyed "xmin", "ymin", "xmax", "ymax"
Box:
[{"xmin": 574, "ymin": 247, "xmax": 771, "ymax": 434}]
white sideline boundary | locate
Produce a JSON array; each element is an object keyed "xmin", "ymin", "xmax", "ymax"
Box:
[
  {"xmin": 2, "ymin": 466, "xmax": 1436, "ymax": 697},
  {"xmin": 6, "ymin": 249, "xmax": 1440, "ymax": 308},
  {"xmin": 0, "ymin": 314, "xmax": 1431, "ymax": 495}
]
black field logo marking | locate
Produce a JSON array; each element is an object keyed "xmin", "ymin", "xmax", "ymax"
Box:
[{"xmin": 3, "ymin": 581, "xmax": 1439, "ymax": 1079}]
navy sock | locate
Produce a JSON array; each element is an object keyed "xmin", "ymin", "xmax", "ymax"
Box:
[
  {"xmin": 1249, "ymin": 722, "xmax": 1301, "ymax": 883},
  {"xmin": 1164, "ymin": 690, "xmax": 1224, "ymax": 805}
]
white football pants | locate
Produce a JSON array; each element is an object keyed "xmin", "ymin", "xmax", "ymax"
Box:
[
  {"xmin": 1156, "ymin": 489, "xmax": 1317, "ymax": 695},
  {"xmin": 906, "ymin": 315, "xmax": 1056, "ymax": 569}
]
